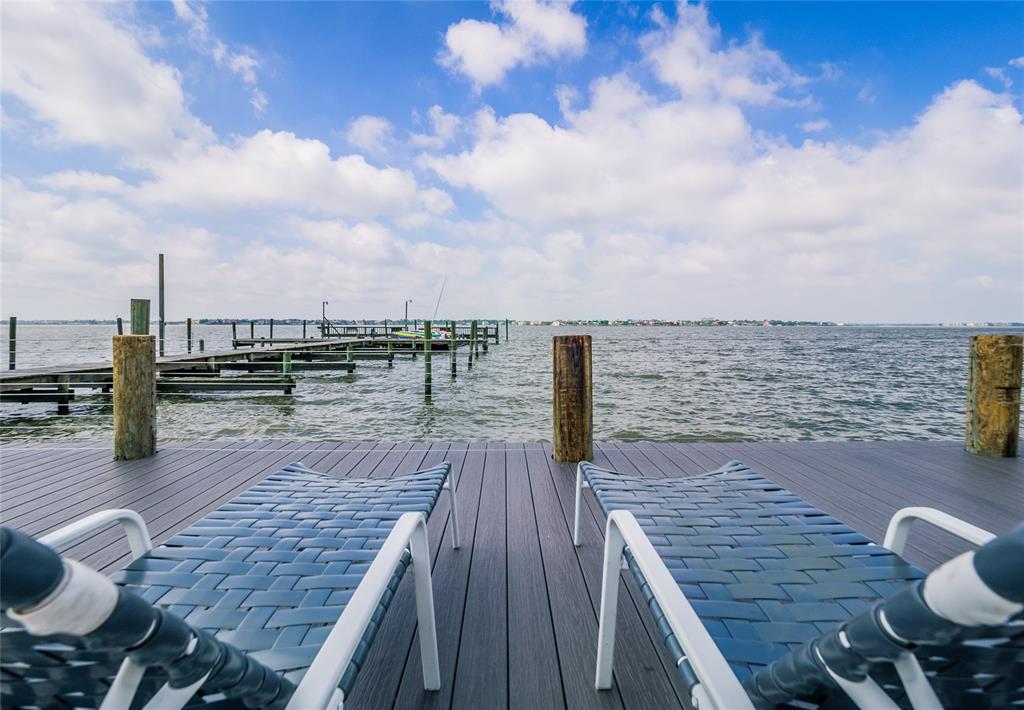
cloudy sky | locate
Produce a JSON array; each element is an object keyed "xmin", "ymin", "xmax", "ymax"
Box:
[{"xmin": 2, "ymin": 1, "xmax": 1022, "ymax": 322}]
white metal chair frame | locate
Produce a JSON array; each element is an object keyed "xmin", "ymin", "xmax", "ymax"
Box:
[
  {"xmin": 573, "ymin": 463, "xmax": 997, "ymax": 710},
  {"xmin": 36, "ymin": 477, "xmax": 461, "ymax": 710}
]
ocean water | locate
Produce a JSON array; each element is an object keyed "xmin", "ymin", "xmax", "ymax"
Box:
[{"xmin": 0, "ymin": 324, "xmax": 1016, "ymax": 443}]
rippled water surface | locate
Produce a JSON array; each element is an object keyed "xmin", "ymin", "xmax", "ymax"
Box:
[{"xmin": 1, "ymin": 324, "xmax": 1016, "ymax": 442}]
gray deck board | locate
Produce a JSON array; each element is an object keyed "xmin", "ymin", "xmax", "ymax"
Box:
[{"xmin": 1, "ymin": 439, "xmax": 1021, "ymax": 709}]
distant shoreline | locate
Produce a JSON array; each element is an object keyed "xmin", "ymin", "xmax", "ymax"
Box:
[{"xmin": 5, "ymin": 320, "xmax": 1022, "ymax": 328}]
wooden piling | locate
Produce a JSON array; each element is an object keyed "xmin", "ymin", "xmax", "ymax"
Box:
[
  {"xmin": 302, "ymin": 320, "xmax": 307, "ymax": 339},
  {"xmin": 346, "ymin": 344, "xmax": 353, "ymax": 363},
  {"xmin": 198, "ymin": 338, "xmax": 204, "ymax": 353},
  {"xmin": 387, "ymin": 338, "xmax": 394, "ymax": 367},
  {"xmin": 468, "ymin": 321, "xmax": 474, "ymax": 370},
  {"xmin": 269, "ymin": 318, "xmax": 274, "ymax": 340},
  {"xmin": 450, "ymin": 320, "xmax": 457, "ymax": 377},
  {"xmin": 506, "ymin": 318, "xmax": 510, "ymax": 340},
  {"xmin": 483, "ymin": 323, "xmax": 489, "ymax": 353},
  {"xmin": 56, "ymin": 375, "xmax": 70, "ymax": 415},
  {"xmin": 966, "ymin": 334, "xmax": 1022, "ymax": 457},
  {"xmin": 424, "ymin": 319, "xmax": 432, "ymax": 398},
  {"xmin": 116, "ymin": 317, "xmax": 123, "ymax": 335},
  {"xmin": 232, "ymin": 322, "xmax": 237, "ymax": 349},
  {"xmin": 130, "ymin": 299, "xmax": 150, "ymax": 335},
  {"xmin": 282, "ymin": 351, "xmax": 292, "ymax": 375},
  {"xmin": 158, "ymin": 253, "xmax": 165, "ymax": 357},
  {"xmin": 113, "ymin": 334, "xmax": 156, "ymax": 460},
  {"xmin": 495, "ymin": 319, "xmax": 500, "ymax": 344},
  {"xmin": 7, "ymin": 316, "xmax": 15, "ymax": 370},
  {"xmin": 186, "ymin": 317, "xmax": 192, "ymax": 353},
  {"xmin": 250, "ymin": 321, "xmax": 255, "ymax": 339},
  {"xmin": 552, "ymin": 335, "xmax": 592, "ymax": 463}
]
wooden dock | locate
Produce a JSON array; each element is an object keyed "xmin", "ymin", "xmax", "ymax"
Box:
[{"xmin": 0, "ymin": 439, "xmax": 1019, "ymax": 709}]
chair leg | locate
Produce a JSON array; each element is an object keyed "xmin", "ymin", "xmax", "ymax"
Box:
[
  {"xmin": 595, "ymin": 518, "xmax": 626, "ymax": 689},
  {"xmin": 573, "ymin": 464, "xmax": 585, "ymax": 546},
  {"xmin": 444, "ymin": 478, "xmax": 461, "ymax": 549},
  {"xmin": 410, "ymin": 517, "xmax": 441, "ymax": 690}
]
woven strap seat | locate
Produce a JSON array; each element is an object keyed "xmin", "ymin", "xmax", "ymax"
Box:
[
  {"xmin": 580, "ymin": 460, "xmax": 1024, "ymax": 708},
  {"xmin": 1, "ymin": 461, "xmax": 451, "ymax": 709}
]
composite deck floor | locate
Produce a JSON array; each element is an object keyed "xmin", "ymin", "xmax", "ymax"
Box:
[{"xmin": 0, "ymin": 440, "xmax": 1021, "ymax": 709}]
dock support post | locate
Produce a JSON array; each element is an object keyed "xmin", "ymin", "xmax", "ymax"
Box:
[
  {"xmin": 250, "ymin": 321, "xmax": 255, "ymax": 339},
  {"xmin": 113, "ymin": 334, "xmax": 156, "ymax": 460},
  {"xmin": 303, "ymin": 320, "xmax": 307, "ymax": 339},
  {"xmin": 450, "ymin": 320, "xmax": 457, "ymax": 378},
  {"xmin": 506, "ymin": 318, "xmax": 509, "ymax": 341},
  {"xmin": 158, "ymin": 253, "xmax": 165, "ymax": 357},
  {"xmin": 467, "ymin": 322, "xmax": 474, "ymax": 370},
  {"xmin": 130, "ymin": 299, "xmax": 150, "ymax": 335},
  {"xmin": 198, "ymin": 339, "xmax": 204, "ymax": 353},
  {"xmin": 269, "ymin": 318, "xmax": 274, "ymax": 340},
  {"xmin": 7, "ymin": 316, "xmax": 15, "ymax": 370},
  {"xmin": 495, "ymin": 319, "xmax": 500, "ymax": 344},
  {"xmin": 116, "ymin": 317, "xmax": 123, "ymax": 335},
  {"xmin": 56, "ymin": 375, "xmax": 70, "ymax": 415},
  {"xmin": 552, "ymin": 335, "xmax": 592, "ymax": 463},
  {"xmin": 424, "ymin": 320, "xmax": 432, "ymax": 398},
  {"xmin": 232, "ymin": 322, "xmax": 237, "ymax": 348},
  {"xmin": 282, "ymin": 351, "xmax": 292, "ymax": 375},
  {"xmin": 186, "ymin": 317, "xmax": 192, "ymax": 353},
  {"xmin": 966, "ymin": 334, "xmax": 1022, "ymax": 457},
  {"xmin": 347, "ymin": 344, "xmax": 353, "ymax": 364},
  {"xmin": 483, "ymin": 322, "xmax": 489, "ymax": 353}
]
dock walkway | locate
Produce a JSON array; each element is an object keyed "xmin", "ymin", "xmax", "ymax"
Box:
[{"xmin": 0, "ymin": 440, "xmax": 1020, "ymax": 709}]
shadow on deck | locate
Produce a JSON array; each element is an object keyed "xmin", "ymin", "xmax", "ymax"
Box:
[{"xmin": 1, "ymin": 440, "xmax": 1021, "ymax": 709}]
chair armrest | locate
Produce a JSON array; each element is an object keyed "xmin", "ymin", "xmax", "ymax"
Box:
[
  {"xmin": 604, "ymin": 511, "xmax": 754, "ymax": 710},
  {"xmin": 883, "ymin": 506, "xmax": 995, "ymax": 555},
  {"xmin": 38, "ymin": 509, "xmax": 152, "ymax": 560}
]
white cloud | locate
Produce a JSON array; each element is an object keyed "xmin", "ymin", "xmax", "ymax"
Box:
[
  {"xmin": 37, "ymin": 171, "xmax": 128, "ymax": 195},
  {"xmin": 856, "ymin": 81, "xmax": 877, "ymax": 104},
  {"xmin": 346, "ymin": 115, "xmax": 394, "ymax": 156},
  {"xmin": 135, "ymin": 130, "xmax": 422, "ymax": 218},
  {"xmin": 172, "ymin": 0, "xmax": 267, "ymax": 113},
  {"xmin": 439, "ymin": 0, "xmax": 586, "ymax": 87},
  {"xmin": 1, "ymin": 2, "xmax": 212, "ymax": 157},
  {"xmin": 802, "ymin": 118, "xmax": 830, "ymax": 133},
  {"xmin": 410, "ymin": 106, "xmax": 462, "ymax": 150},
  {"xmin": 1009, "ymin": 56, "xmax": 1024, "ymax": 68},
  {"xmin": 642, "ymin": 3, "xmax": 809, "ymax": 105}
]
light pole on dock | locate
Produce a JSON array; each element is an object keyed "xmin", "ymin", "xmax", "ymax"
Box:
[{"xmin": 404, "ymin": 299, "xmax": 413, "ymax": 326}]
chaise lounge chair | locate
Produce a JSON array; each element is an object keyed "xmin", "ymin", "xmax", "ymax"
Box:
[
  {"xmin": 574, "ymin": 460, "xmax": 1023, "ymax": 709},
  {"xmin": 1, "ymin": 460, "xmax": 461, "ymax": 709}
]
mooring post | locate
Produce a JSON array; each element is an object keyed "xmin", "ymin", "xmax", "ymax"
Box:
[
  {"xmin": 472, "ymin": 320, "xmax": 480, "ymax": 358},
  {"xmin": 282, "ymin": 351, "xmax": 292, "ymax": 375},
  {"xmin": 250, "ymin": 321, "xmax": 255, "ymax": 339},
  {"xmin": 56, "ymin": 375, "xmax": 70, "ymax": 415},
  {"xmin": 186, "ymin": 317, "xmax": 192, "ymax": 353},
  {"xmin": 467, "ymin": 321, "xmax": 474, "ymax": 370},
  {"xmin": 966, "ymin": 334, "xmax": 1022, "ymax": 457},
  {"xmin": 198, "ymin": 338, "xmax": 204, "ymax": 353},
  {"xmin": 483, "ymin": 322, "xmax": 489, "ymax": 353},
  {"xmin": 424, "ymin": 320, "xmax": 432, "ymax": 398},
  {"xmin": 495, "ymin": 319, "xmax": 500, "ymax": 344},
  {"xmin": 130, "ymin": 299, "xmax": 150, "ymax": 335},
  {"xmin": 158, "ymin": 253, "xmax": 165, "ymax": 357},
  {"xmin": 346, "ymin": 344, "xmax": 353, "ymax": 364},
  {"xmin": 387, "ymin": 338, "xmax": 394, "ymax": 367},
  {"xmin": 552, "ymin": 335, "xmax": 593, "ymax": 463},
  {"xmin": 302, "ymin": 320, "xmax": 307, "ymax": 339},
  {"xmin": 116, "ymin": 317, "xmax": 123, "ymax": 335},
  {"xmin": 506, "ymin": 318, "xmax": 510, "ymax": 341},
  {"xmin": 7, "ymin": 316, "xmax": 15, "ymax": 370},
  {"xmin": 113, "ymin": 334, "xmax": 156, "ymax": 460},
  {"xmin": 450, "ymin": 320, "xmax": 457, "ymax": 377},
  {"xmin": 231, "ymin": 322, "xmax": 237, "ymax": 348}
]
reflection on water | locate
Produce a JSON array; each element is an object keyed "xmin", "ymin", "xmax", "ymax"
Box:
[{"xmin": 1, "ymin": 324, "xmax": 1017, "ymax": 442}]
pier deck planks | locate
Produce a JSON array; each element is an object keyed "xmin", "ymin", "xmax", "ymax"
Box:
[{"xmin": 0, "ymin": 439, "xmax": 1021, "ymax": 709}]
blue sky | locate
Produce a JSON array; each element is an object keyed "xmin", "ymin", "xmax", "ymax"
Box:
[{"xmin": 2, "ymin": 1, "xmax": 1022, "ymax": 321}]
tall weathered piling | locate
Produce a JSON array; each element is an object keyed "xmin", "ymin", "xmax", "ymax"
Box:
[
  {"xmin": 424, "ymin": 320, "xmax": 433, "ymax": 398},
  {"xmin": 113, "ymin": 334, "xmax": 156, "ymax": 460},
  {"xmin": 232, "ymin": 322, "xmax": 238, "ymax": 348},
  {"xmin": 966, "ymin": 334, "xmax": 1022, "ymax": 457},
  {"xmin": 158, "ymin": 253, "xmax": 165, "ymax": 357},
  {"xmin": 250, "ymin": 321, "xmax": 255, "ymax": 339},
  {"xmin": 269, "ymin": 318, "xmax": 274, "ymax": 340},
  {"xmin": 130, "ymin": 299, "xmax": 150, "ymax": 335},
  {"xmin": 552, "ymin": 335, "xmax": 592, "ymax": 463},
  {"xmin": 7, "ymin": 316, "xmax": 15, "ymax": 370},
  {"xmin": 186, "ymin": 317, "xmax": 193, "ymax": 353},
  {"xmin": 116, "ymin": 317, "xmax": 123, "ymax": 335}
]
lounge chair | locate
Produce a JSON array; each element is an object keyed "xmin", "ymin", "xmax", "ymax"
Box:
[
  {"xmin": 574, "ymin": 460, "xmax": 1023, "ymax": 709},
  {"xmin": 1, "ymin": 460, "xmax": 461, "ymax": 709}
]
